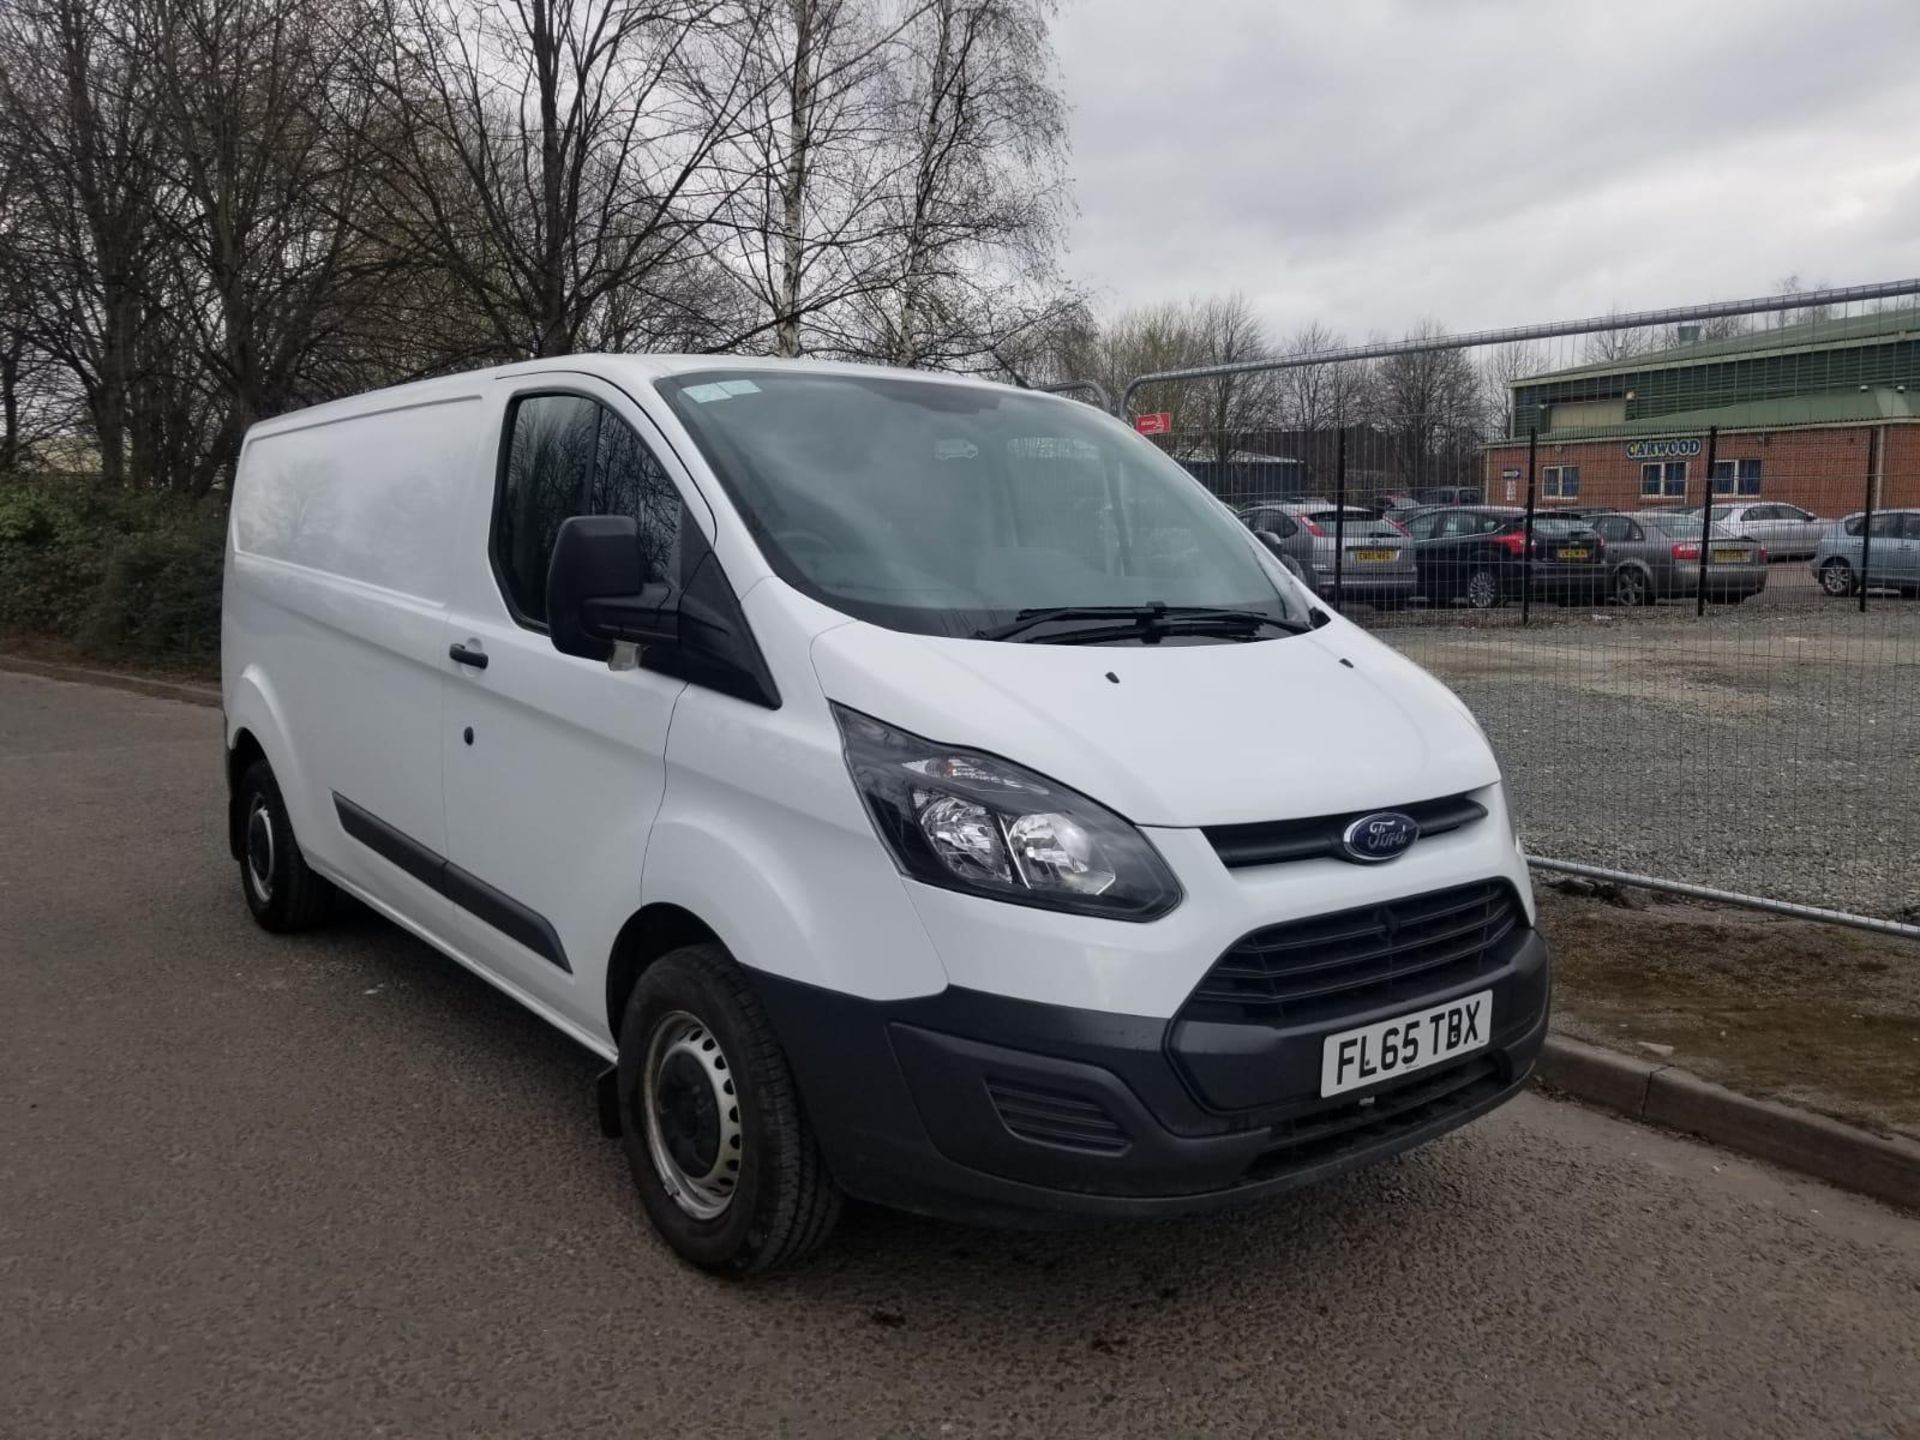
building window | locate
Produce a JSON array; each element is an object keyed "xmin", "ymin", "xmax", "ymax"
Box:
[
  {"xmin": 1641, "ymin": 460, "xmax": 1688, "ymax": 497},
  {"xmin": 1542, "ymin": 465, "xmax": 1580, "ymax": 498},
  {"xmin": 1710, "ymin": 458, "xmax": 1762, "ymax": 496}
]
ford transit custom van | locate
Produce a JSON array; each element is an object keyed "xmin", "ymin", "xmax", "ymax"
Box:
[{"xmin": 223, "ymin": 357, "xmax": 1549, "ymax": 1274}]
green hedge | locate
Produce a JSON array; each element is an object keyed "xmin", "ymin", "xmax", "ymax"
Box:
[{"xmin": 0, "ymin": 478, "xmax": 226, "ymax": 661}]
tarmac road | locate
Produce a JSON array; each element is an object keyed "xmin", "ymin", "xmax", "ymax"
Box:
[{"xmin": 3, "ymin": 669, "xmax": 1918, "ymax": 1439}]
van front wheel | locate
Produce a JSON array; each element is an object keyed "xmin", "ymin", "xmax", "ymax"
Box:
[{"xmin": 617, "ymin": 944, "xmax": 841, "ymax": 1275}]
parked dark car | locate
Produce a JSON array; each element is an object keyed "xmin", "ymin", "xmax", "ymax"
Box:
[
  {"xmin": 1402, "ymin": 506, "xmax": 1608, "ymax": 609},
  {"xmin": 1589, "ymin": 511, "xmax": 1769, "ymax": 605}
]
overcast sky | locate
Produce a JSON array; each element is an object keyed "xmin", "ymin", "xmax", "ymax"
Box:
[{"xmin": 1050, "ymin": 0, "xmax": 1920, "ymax": 341}]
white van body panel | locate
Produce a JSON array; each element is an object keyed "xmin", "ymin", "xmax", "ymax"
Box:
[
  {"xmin": 808, "ymin": 608, "xmax": 1499, "ymax": 828},
  {"xmin": 229, "ymin": 383, "xmax": 488, "ymax": 925}
]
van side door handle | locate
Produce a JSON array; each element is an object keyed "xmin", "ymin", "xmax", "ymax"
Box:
[{"xmin": 449, "ymin": 643, "xmax": 489, "ymax": 670}]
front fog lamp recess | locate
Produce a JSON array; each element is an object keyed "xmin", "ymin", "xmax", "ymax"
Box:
[{"xmin": 834, "ymin": 704, "xmax": 1181, "ymax": 921}]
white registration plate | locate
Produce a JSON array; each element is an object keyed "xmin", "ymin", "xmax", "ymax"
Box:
[{"xmin": 1320, "ymin": 989, "xmax": 1493, "ymax": 1097}]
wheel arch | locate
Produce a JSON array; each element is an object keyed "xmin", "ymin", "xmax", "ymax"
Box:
[
  {"xmin": 223, "ymin": 666, "xmax": 310, "ymax": 859},
  {"xmin": 605, "ymin": 903, "xmax": 723, "ymax": 1043}
]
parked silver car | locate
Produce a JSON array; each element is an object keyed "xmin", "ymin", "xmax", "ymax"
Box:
[
  {"xmin": 1677, "ymin": 502, "xmax": 1830, "ymax": 560},
  {"xmin": 1589, "ymin": 512, "xmax": 1769, "ymax": 605},
  {"xmin": 1810, "ymin": 509, "xmax": 1920, "ymax": 596},
  {"xmin": 1239, "ymin": 502, "xmax": 1419, "ymax": 606}
]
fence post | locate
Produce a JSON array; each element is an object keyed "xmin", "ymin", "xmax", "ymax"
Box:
[
  {"xmin": 1859, "ymin": 426, "xmax": 1878, "ymax": 614},
  {"xmin": 1695, "ymin": 426, "xmax": 1718, "ymax": 618},
  {"xmin": 1333, "ymin": 427, "xmax": 1348, "ymax": 605},
  {"xmin": 1521, "ymin": 428, "xmax": 1538, "ymax": 626}
]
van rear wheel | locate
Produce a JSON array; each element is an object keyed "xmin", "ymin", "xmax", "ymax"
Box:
[
  {"xmin": 236, "ymin": 759, "xmax": 335, "ymax": 931},
  {"xmin": 617, "ymin": 944, "xmax": 841, "ymax": 1275}
]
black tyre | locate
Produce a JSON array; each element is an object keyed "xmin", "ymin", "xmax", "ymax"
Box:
[
  {"xmin": 617, "ymin": 944, "xmax": 841, "ymax": 1275},
  {"xmin": 1463, "ymin": 567, "xmax": 1502, "ymax": 610},
  {"xmin": 1612, "ymin": 566, "xmax": 1651, "ymax": 607},
  {"xmin": 236, "ymin": 758, "xmax": 336, "ymax": 931},
  {"xmin": 1818, "ymin": 559, "xmax": 1856, "ymax": 597}
]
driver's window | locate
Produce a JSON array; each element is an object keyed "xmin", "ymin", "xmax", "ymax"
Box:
[
  {"xmin": 495, "ymin": 393, "xmax": 686, "ymax": 626},
  {"xmin": 593, "ymin": 411, "xmax": 683, "ymax": 585}
]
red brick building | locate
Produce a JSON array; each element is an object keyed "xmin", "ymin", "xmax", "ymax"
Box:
[{"xmin": 1485, "ymin": 312, "xmax": 1920, "ymax": 519}]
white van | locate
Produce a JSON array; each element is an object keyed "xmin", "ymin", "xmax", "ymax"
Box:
[{"xmin": 223, "ymin": 356, "xmax": 1548, "ymax": 1274}]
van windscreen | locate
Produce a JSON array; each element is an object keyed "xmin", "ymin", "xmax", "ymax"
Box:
[{"xmin": 659, "ymin": 371, "xmax": 1309, "ymax": 640}]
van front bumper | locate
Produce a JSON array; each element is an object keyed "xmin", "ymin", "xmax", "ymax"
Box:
[{"xmin": 749, "ymin": 928, "xmax": 1549, "ymax": 1227}]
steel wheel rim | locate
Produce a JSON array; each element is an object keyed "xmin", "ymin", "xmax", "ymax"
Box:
[
  {"xmin": 642, "ymin": 1011, "xmax": 742, "ymax": 1220},
  {"xmin": 245, "ymin": 795, "xmax": 275, "ymax": 902}
]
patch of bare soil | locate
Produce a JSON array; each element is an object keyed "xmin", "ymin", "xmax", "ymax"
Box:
[{"xmin": 1538, "ymin": 884, "xmax": 1920, "ymax": 1141}]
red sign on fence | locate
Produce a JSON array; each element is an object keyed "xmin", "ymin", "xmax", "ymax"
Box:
[{"xmin": 1133, "ymin": 412, "xmax": 1172, "ymax": 435}]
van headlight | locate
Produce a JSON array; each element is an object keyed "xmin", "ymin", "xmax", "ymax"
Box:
[{"xmin": 833, "ymin": 704, "xmax": 1182, "ymax": 921}]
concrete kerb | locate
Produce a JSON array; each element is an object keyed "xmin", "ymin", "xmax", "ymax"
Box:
[
  {"xmin": 1538, "ymin": 1035, "xmax": 1920, "ymax": 1212},
  {"xmin": 0, "ymin": 652, "xmax": 220, "ymax": 708}
]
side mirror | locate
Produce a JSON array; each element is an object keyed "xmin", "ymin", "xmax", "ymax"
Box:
[
  {"xmin": 547, "ymin": 515, "xmax": 677, "ymax": 662},
  {"xmin": 1254, "ymin": 528, "xmax": 1287, "ymax": 557}
]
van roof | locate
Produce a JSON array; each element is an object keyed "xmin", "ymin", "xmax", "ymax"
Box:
[{"xmin": 244, "ymin": 354, "xmax": 1042, "ymax": 440}]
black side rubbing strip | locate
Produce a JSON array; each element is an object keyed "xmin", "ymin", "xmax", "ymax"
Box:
[
  {"xmin": 335, "ymin": 793, "xmax": 445, "ymax": 891},
  {"xmin": 441, "ymin": 863, "xmax": 571, "ymax": 974},
  {"xmin": 332, "ymin": 793, "xmax": 572, "ymax": 974}
]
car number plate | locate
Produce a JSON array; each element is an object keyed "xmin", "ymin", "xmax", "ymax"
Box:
[
  {"xmin": 1320, "ymin": 989, "xmax": 1493, "ymax": 1097},
  {"xmin": 1711, "ymin": 548, "xmax": 1746, "ymax": 563},
  {"xmin": 1556, "ymin": 547, "xmax": 1591, "ymax": 560},
  {"xmin": 1352, "ymin": 548, "xmax": 1396, "ymax": 562}
]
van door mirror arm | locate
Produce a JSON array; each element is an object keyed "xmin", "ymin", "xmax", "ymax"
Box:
[{"xmin": 580, "ymin": 584, "xmax": 679, "ymax": 647}]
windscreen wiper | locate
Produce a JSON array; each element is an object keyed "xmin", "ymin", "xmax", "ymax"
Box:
[{"xmin": 974, "ymin": 603, "xmax": 1311, "ymax": 643}]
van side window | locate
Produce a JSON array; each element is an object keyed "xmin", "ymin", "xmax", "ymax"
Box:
[{"xmin": 495, "ymin": 394, "xmax": 683, "ymax": 625}]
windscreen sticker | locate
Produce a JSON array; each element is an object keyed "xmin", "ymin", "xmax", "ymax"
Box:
[
  {"xmin": 934, "ymin": 438, "xmax": 979, "ymax": 461},
  {"xmin": 684, "ymin": 378, "xmax": 763, "ymax": 403}
]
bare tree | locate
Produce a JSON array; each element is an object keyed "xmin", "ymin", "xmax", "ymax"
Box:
[
  {"xmin": 141, "ymin": 0, "xmax": 400, "ymax": 491},
  {"xmin": 706, "ymin": 0, "xmax": 908, "ymax": 357},
  {"xmin": 367, "ymin": 0, "xmax": 768, "ymax": 359},
  {"xmin": 1375, "ymin": 319, "xmax": 1482, "ymax": 488},
  {"xmin": 1478, "ymin": 339, "xmax": 1544, "ymax": 437},
  {"xmin": 853, "ymin": 0, "xmax": 1075, "ymax": 373},
  {"xmin": 1185, "ymin": 293, "xmax": 1272, "ymax": 468},
  {"xmin": 1580, "ymin": 305, "xmax": 1657, "ymax": 365},
  {"xmin": 1275, "ymin": 320, "xmax": 1372, "ymax": 433},
  {"xmin": 0, "ymin": 0, "xmax": 165, "ymax": 484}
]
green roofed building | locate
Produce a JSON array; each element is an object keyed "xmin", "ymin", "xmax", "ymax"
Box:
[{"xmin": 1485, "ymin": 308, "xmax": 1920, "ymax": 516}]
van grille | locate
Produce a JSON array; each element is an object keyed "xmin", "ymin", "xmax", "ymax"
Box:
[
  {"xmin": 1203, "ymin": 792, "xmax": 1487, "ymax": 869},
  {"xmin": 985, "ymin": 1079, "xmax": 1131, "ymax": 1155},
  {"xmin": 1184, "ymin": 880, "xmax": 1523, "ymax": 1024}
]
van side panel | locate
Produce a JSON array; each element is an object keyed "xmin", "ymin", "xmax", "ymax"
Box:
[{"xmin": 226, "ymin": 393, "xmax": 482, "ymax": 925}]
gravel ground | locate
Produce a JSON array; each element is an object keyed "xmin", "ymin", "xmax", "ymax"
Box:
[
  {"xmin": 6, "ymin": 669, "xmax": 1920, "ymax": 1439},
  {"xmin": 1369, "ymin": 584, "xmax": 1920, "ymax": 920}
]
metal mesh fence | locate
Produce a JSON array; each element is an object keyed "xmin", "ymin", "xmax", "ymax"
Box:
[{"xmin": 1120, "ymin": 285, "xmax": 1920, "ymax": 932}]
